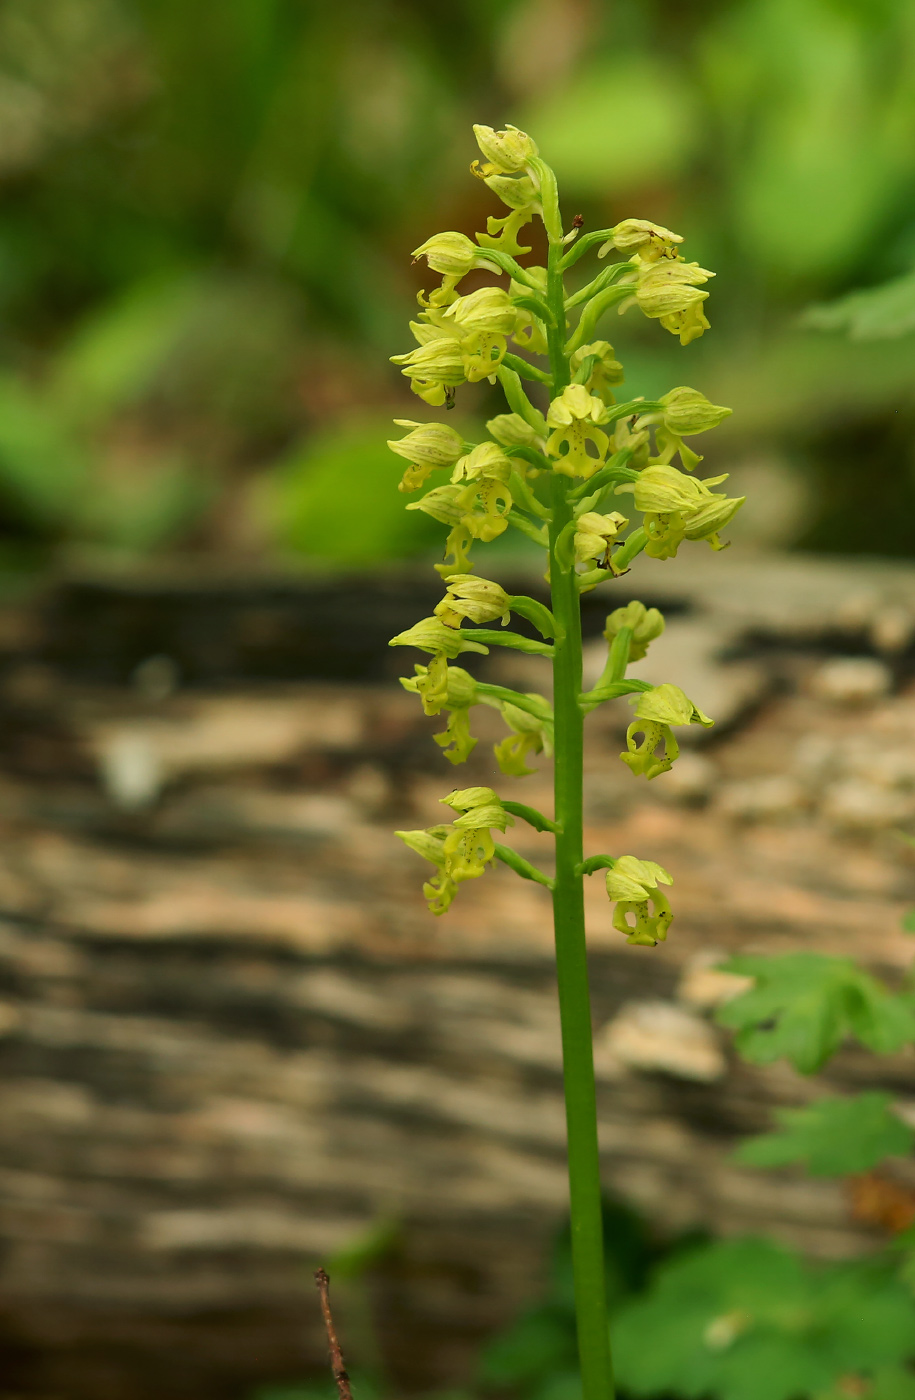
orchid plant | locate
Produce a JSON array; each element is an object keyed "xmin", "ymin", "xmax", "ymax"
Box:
[{"xmin": 388, "ymin": 124, "xmax": 744, "ymax": 1400}]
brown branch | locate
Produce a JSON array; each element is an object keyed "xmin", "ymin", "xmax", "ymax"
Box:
[{"xmin": 314, "ymin": 1268, "xmax": 354, "ymax": 1400}]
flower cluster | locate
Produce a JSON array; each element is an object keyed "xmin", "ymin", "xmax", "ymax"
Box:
[{"xmin": 387, "ymin": 124, "xmax": 745, "ymax": 951}]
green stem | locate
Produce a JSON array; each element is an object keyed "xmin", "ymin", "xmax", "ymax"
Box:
[{"xmin": 546, "ymin": 233, "xmax": 615, "ymax": 1400}]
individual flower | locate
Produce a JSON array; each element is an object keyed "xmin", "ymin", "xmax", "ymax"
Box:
[
  {"xmin": 401, "ymin": 663, "xmax": 479, "ymax": 764},
  {"xmin": 411, "ymin": 232, "xmax": 500, "ymax": 306},
  {"xmin": 413, "ymin": 231, "xmax": 497, "ymax": 278},
  {"xmin": 658, "ymin": 386, "xmax": 732, "ymax": 437},
  {"xmin": 390, "ymin": 335, "xmax": 466, "ymax": 406},
  {"xmin": 620, "ymin": 683, "xmax": 713, "ymax": 782},
  {"xmin": 471, "ymin": 124, "xmax": 538, "ymax": 175},
  {"xmin": 396, "ymin": 825, "xmax": 458, "ymax": 915},
  {"xmin": 434, "ymin": 574, "xmax": 512, "ymax": 628},
  {"xmin": 616, "ymin": 464, "xmax": 744, "ymax": 559},
  {"xmin": 598, "ymin": 219, "xmax": 683, "ymax": 262},
  {"xmin": 603, "ymin": 601, "xmax": 665, "ymax": 661},
  {"xmin": 618, "ymin": 256, "xmax": 715, "ymax": 346},
  {"xmin": 546, "ymin": 384, "xmax": 610, "ymax": 479},
  {"xmin": 439, "ymin": 786, "xmax": 514, "ymax": 883},
  {"xmin": 493, "ymin": 698, "xmax": 553, "ymax": 777},
  {"xmin": 388, "ymin": 419, "xmax": 466, "ymax": 492},
  {"xmin": 605, "ymin": 856, "xmax": 674, "ymax": 946},
  {"xmin": 573, "ymin": 511, "xmax": 629, "ymax": 568},
  {"xmin": 634, "ymin": 387, "xmax": 732, "ymax": 472},
  {"xmin": 570, "ymin": 341, "xmax": 625, "ymax": 399},
  {"xmin": 389, "ymin": 616, "xmax": 489, "ymax": 658},
  {"xmin": 440, "ymin": 287, "xmax": 519, "ymax": 381}
]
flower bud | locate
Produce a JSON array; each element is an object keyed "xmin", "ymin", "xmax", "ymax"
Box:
[
  {"xmin": 442, "ymin": 286, "xmax": 519, "ymax": 336},
  {"xmin": 412, "ymin": 231, "xmax": 497, "ymax": 278},
  {"xmin": 603, "ymin": 601, "xmax": 665, "ymax": 661},
  {"xmin": 389, "ymin": 617, "xmax": 490, "ymax": 658},
  {"xmin": 472, "ymin": 124, "xmax": 538, "ymax": 173},
  {"xmin": 659, "ymin": 387, "xmax": 732, "ymax": 436},
  {"xmin": 388, "ymin": 419, "xmax": 466, "ymax": 467},
  {"xmin": 434, "ymin": 574, "xmax": 512, "ymax": 628},
  {"xmin": 486, "ymin": 412, "xmax": 546, "ymax": 450}
]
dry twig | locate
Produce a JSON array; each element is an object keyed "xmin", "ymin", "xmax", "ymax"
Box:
[{"xmin": 314, "ymin": 1268, "xmax": 354, "ymax": 1400}]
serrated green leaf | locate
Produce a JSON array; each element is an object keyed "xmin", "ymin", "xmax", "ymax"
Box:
[
  {"xmin": 716, "ymin": 955, "xmax": 915, "ymax": 1074},
  {"xmin": 735, "ymin": 1093, "xmax": 913, "ymax": 1177}
]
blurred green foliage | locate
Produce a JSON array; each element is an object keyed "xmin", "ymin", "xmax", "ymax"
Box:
[{"xmin": 0, "ymin": 0, "xmax": 914, "ymax": 570}]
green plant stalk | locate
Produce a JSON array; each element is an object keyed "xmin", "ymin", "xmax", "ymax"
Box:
[{"xmin": 545, "ymin": 236, "xmax": 615, "ymax": 1400}]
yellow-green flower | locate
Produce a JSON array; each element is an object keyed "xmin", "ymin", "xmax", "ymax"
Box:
[
  {"xmin": 412, "ymin": 231, "xmax": 498, "ymax": 278},
  {"xmin": 438, "ymin": 786, "xmax": 514, "ymax": 884},
  {"xmin": 546, "ymin": 384, "xmax": 610, "ymax": 479},
  {"xmin": 396, "ymin": 825, "xmax": 459, "ymax": 915},
  {"xmin": 388, "ymin": 419, "xmax": 466, "ymax": 492},
  {"xmin": 598, "ymin": 219, "xmax": 683, "ymax": 262},
  {"xmin": 603, "ymin": 600, "xmax": 665, "ymax": 661},
  {"xmin": 605, "ymin": 856, "xmax": 674, "ymax": 946},
  {"xmin": 452, "ymin": 440, "xmax": 512, "ymax": 484},
  {"xmin": 658, "ymin": 387, "xmax": 731, "ymax": 437},
  {"xmin": 471, "ymin": 123, "xmax": 538, "ymax": 175},
  {"xmin": 494, "ymin": 699, "xmax": 553, "ymax": 777},
  {"xmin": 573, "ymin": 511, "xmax": 629, "ymax": 568},
  {"xmin": 618, "ymin": 257, "xmax": 715, "ymax": 346},
  {"xmin": 617, "ymin": 464, "xmax": 744, "ymax": 559},
  {"xmin": 434, "ymin": 574, "xmax": 512, "ymax": 629},
  {"xmin": 401, "ymin": 662, "xmax": 479, "ymax": 764},
  {"xmin": 389, "ymin": 616, "xmax": 489, "ymax": 658},
  {"xmin": 619, "ymin": 684, "xmax": 713, "ymax": 782},
  {"xmin": 391, "ymin": 335, "xmax": 466, "ymax": 405}
]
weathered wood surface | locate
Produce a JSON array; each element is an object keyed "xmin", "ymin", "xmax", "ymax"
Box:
[{"xmin": 2, "ymin": 551, "xmax": 915, "ymax": 1399}]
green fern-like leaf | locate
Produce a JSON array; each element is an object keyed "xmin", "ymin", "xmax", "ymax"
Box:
[
  {"xmin": 735, "ymin": 1093, "xmax": 913, "ymax": 1176},
  {"xmin": 715, "ymin": 954, "xmax": 915, "ymax": 1074}
]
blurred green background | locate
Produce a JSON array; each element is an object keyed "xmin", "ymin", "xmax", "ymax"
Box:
[{"xmin": 1, "ymin": 0, "xmax": 914, "ymax": 575}]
